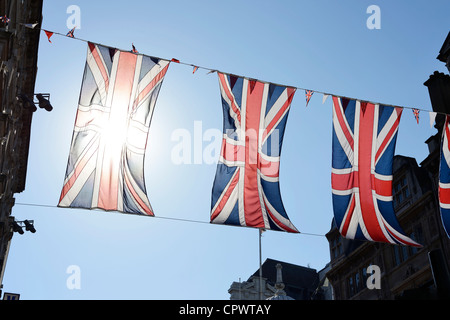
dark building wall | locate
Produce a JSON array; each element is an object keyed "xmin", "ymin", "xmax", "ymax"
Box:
[{"xmin": 0, "ymin": 0, "xmax": 43, "ymax": 294}]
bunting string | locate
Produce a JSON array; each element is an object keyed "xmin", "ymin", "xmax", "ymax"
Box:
[
  {"xmin": 20, "ymin": 23, "xmax": 443, "ymax": 119},
  {"xmin": 14, "ymin": 201, "xmax": 325, "ymax": 237}
]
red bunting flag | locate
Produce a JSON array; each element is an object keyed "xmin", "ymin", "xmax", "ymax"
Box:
[
  {"xmin": 413, "ymin": 108, "xmax": 420, "ymax": 124},
  {"xmin": 171, "ymin": 58, "xmax": 180, "ymax": 63},
  {"xmin": 192, "ymin": 66, "xmax": 199, "ymax": 74},
  {"xmin": 44, "ymin": 30, "xmax": 54, "ymax": 43}
]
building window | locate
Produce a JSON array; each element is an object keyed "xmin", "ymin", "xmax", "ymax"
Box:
[
  {"xmin": 393, "ymin": 245, "xmax": 410, "ymax": 267},
  {"xmin": 393, "ymin": 246, "xmax": 402, "ymax": 266},
  {"xmin": 410, "ymin": 224, "xmax": 424, "ymax": 254},
  {"xmin": 393, "ymin": 176, "xmax": 410, "ymax": 207},
  {"xmin": 393, "ymin": 241, "xmax": 421, "ymax": 267},
  {"xmin": 346, "ymin": 268, "xmax": 368, "ymax": 298},
  {"xmin": 330, "ymin": 237, "xmax": 342, "ymax": 260},
  {"xmin": 347, "ymin": 276, "xmax": 355, "ymax": 297},
  {"xmin": 355, "ymin": 272, "xmax": 361, "ymax": 292}
]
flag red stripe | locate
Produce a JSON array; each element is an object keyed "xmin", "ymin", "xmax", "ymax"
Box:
[
  {"xmin": 358, "ymin": 104, "xmax": 388, "ymax": 243},
  {"xmin": 340, "ymin": 195, "xmax": 355, "ymax": 237},
  {"xmin": 74, "ymin": 108, "xmax": 107, "ymax": 128},
  {"xmin": 375, "ymin": 107, "xmax": 402, "ymax": 163},
  {"xmin": 440, "ymin": 186, "xmax": 450, "ymax": 205},
  {"xmin": 243, "ymin": 81, "xmax": 265, "ymax": 228},
  {"xmin": 383, "ymin": 221, "xmax": 422, "ymax": 247},
  {"xmin": 263, "ymin": 198, "xmax": 299, "ymax": 233},
  {"xmin": 373, "ymin": 175, "xmax": 392, "ymax": 197},
  {"xmin": 333, "ymin": 96, "xmax": 354, "ymax": 151},
  {"xmin": 332, "ymin": 171, "xmax": 358, "ymax": 191},
  {"xmin": 59, "ymin": 141, "xmax": 98, "ymax": 203},
  {"xmin": 123, "ymin": 170, "xmax": 153, "ymax": 216},
  {"xmin": 133, "ymin": 63, "xmax": 170, "ymax": 110},
  {"xmin": 98, "ymin": 52, "xmax": 137, "ymax": 211},
  {"xmin": 221, "ymin": 138, "xmax": 245, "ymax": 163},
  {"xmin": 259, "ymin": 159, "xmax": 279, "ymax": 177},
  {"xmin": 261, "ymin": 87, "xmax": 295, "ymax": 143}
]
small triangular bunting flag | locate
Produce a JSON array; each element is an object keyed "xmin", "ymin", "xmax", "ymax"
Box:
[
  {"xmin": 413, "ymin": 108, "xmax": 420, "ymax": 124},
  {"xmin": 66, "ymin": 26, "xmax": 75, "ymax": 38},
  {"xmin": 305, "ymin": 90, "xmax": 314, "ymax": 107},
  {"xmin": 429, "ymin": 111, "xmax": 437, "ymax": 128},
  {"xmin": 24, "ymin": 23, "xmax": 38, "ymax": 29},
  {"xmin": 44, "ymin": 30, "xmax": 54, "ymax": 43}
]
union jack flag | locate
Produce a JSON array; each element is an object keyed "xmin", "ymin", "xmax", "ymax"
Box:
[
  {"xmin": 413, "ymin": 108, "xmax": 420, "ymax": 124},
  {"xmin": 58, "ymin": 42, "xmax": 170, "ymax": 215},
  {"xmin": 439, "ymin": 115, "xmax": 450, "ymax": 238},
  {"xmin": 66, "ymin": 27, "xmax": 75, "ymax": 38},
  {"xmin": 210, "ymin": 73, "xmax": 299, "ymax": 233},
  {"xmin": 331, "ymin": 96, "xmax": 421, "ymax": 246},
  {"xmin": 305, "ymin": 90, "xmax": 314, "ymax": 107},
  {"xmin": 0, "ymin": 15, "xmax": 10, "ymax": 25}
]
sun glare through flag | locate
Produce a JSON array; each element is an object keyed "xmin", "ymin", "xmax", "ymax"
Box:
[{"xmin": 58, "ymin": 42, "xmax": 170, "ymax": 215}]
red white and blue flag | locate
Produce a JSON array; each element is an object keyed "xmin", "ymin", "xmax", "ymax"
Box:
[
  {"xmin": 210, "ymin": 73, "xmax": 299, "ymax": 232},
  {"xmin": 66, "ymin": 27, "xmax": 76, "ymax": 38},
  {"xmin": 413, "ymin": 108, "xmax": 420, "ymax": 124},
  {"xmin": 305, "ymin": 90, "xmax": 314, "ymax": 107},
  {"xmin": 331, "ymin": 97, "xmax": 421, "ymax": 246},
  {"xmin": 58, "ymin": 42, "xmax": 170, "ymax": 215},
  {"xmin": 438, "ymin": 115, "xmax": 450, "ymax": 238}
]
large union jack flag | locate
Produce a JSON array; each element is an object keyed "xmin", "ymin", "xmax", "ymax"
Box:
[
  {"xmin": 58, "ymin": 42, "xmax": 170, "ymax": 215},
  {"xmin": 331, "ymin": 96, "xmax": 421, "ymax": 246},
  {"xmin": 439, "ymin": 115, "xmax": 450, "ymax": 238},
  {"xmin": 210, "ymin": 73, "xmax": 299, "ymax": 233}
]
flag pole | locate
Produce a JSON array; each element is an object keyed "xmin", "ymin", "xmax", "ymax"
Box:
[{"xmin": 259, "ymin": 228, "xmax": 263, "ymax": 300}]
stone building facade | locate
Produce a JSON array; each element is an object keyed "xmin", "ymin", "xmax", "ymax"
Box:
[
  {"xmin": 228, "ymin": 258, "xmax": 320, "ymax": 300},
  {"xmin": 0, "ymin": 0, "xmax": 43, "ymax": 297}
]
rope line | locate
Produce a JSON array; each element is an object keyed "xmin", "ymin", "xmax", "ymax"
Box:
[
  {"xmin": 20, "ymin": 24, "xmax": 442, "ymax": 117},
  {"xmin": 14, "ymin": 201, "xmax": 326, "ymax": 237}
]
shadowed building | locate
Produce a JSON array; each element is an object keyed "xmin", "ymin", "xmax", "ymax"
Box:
[
  {"xmin": 228, "ymin": 258, "xmax": 320, "ymax": 300},
  {"xmin": 0, "ymin": 0, "xmax": 44, "ymax": 297}
]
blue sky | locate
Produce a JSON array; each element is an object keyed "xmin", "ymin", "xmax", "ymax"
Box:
[{"xmin": 2, "ymin": 0, "xmax": 449, "ymax": 299}]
